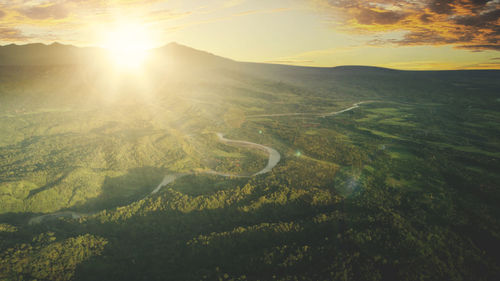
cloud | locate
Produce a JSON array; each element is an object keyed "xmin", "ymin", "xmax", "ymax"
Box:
[
  {"xmin": 19, "ymin": 3, "xmax": 70, "ymax": 20},
  {"xmin": 232, "ymin": 8, "xmax": 289, "ymax": 17},
  {"xmin": 354, "ymin": 7, "xmax": 408, "ymax": 25},
  {"xmin": 167, "ymin": 7, "xmax": 289, "ymax": 32},
  {"xmin": 224, "ymin": 0, "xmax": 246, "ymax": 8},
  {"xmin": 0, "ymin": 10, "xmax": 5, "ymax": 19},
  {"xmin": 145, "ymin": 9, "xmax": 193, "ymax": 22},
  {"xmin": 315, "ymin": 0, "xmax": 500, "ymax": 51},
  {"xmin": 0, "ymin": 27, "xmax": 28, "ymax": 41},
  {"xmin": 459, "ymin": 62, "xmax": 500, "ymax": 69},
  {"xmin": 459, "ymin": 44, "xmax": 500, "ymax": 51}
]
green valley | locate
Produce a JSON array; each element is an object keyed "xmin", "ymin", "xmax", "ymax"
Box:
[{"xmin": 0, "ymin": 43, "xmax": 499, "ymax": 281}]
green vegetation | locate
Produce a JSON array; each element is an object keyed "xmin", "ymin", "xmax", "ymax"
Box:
[
  {"xmin": 0, "ymin": 232, "xmax": 107, "ymax": 281},
  {"xmin": 169, "ymin": 174, "xmax": 249, "ymax": 196},
  {"xmin": 0, "ymin": 56, "xmax": 499, "ymax": 280}
]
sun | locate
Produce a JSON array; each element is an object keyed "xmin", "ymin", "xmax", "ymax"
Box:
[{"xmin": 100, "ymin": 24, "xmax": 155, "ymax": 70}]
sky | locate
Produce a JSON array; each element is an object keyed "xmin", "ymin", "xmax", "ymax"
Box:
[{"xmin": 0, "ymin": 0, "xmax": 499, "ymax": 69}]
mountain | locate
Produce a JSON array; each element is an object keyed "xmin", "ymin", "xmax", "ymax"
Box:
[
  {"xmin": 0, "ymin": 41, "xmax": 384, "ymax": 72},
  {"xmin": 152, "ymin": 42, "xmax": 235, "ymax": 68},
  {"xmin": 0, "ymin": 42, "xmax": 234, "ymax": 68},
  {"xmin": 0, "ymin": 42, "xmax": 100, "ymax": 66},
  {"xmin": 1, "ymin": 41, "xmax": 499, "ymax": 110}
]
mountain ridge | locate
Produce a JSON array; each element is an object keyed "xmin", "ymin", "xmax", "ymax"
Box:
[
  {"xmin": 0, "ymin": 42, "xmax": 396, "ymax": 71},
  {"xmin": 1, "ymin": 42, "xmax": 499, "ymax": 72}
]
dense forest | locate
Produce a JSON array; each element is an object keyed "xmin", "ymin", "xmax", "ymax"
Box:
[{"xmin": 0, "ymin": 44, "xmax": 499, "ymax": 281}]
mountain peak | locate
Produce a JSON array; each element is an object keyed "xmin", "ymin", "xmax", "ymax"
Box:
[
  {"xmin": 158, "ymin": 42, "xmax": 211, "ymax": 53},
  {"xmin": 153, "ymin": 42, "xmax": 234, "ymax": 67},
  {"xmin": 49, "ymin": 42, "xmax": 66, "ymax": 47},
  {"xmin": 165, "ymin": 41, "xmax": 181, "ymax": 47}
]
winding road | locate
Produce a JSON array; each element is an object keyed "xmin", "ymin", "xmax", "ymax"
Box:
[
  {"xmin": 28, "ymin": 101, "xmax": 367, "ymax": 225},
  {"xmin": 246, "ymin": 101, "xmax": 369, "ymax": 118}
]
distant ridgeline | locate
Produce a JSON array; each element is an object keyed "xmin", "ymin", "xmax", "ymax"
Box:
[{"xmin": 0, "ymin": 43, "xmax": 96, "ymax": 66}]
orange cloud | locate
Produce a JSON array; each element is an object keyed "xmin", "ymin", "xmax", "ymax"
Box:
[
  {"xmin": 315, "ymin": 0, "xmax": 500, "ymax": 51},
  {"xmin": 0, "ymin": 0, "xmax": 181, "ymax": 43}
]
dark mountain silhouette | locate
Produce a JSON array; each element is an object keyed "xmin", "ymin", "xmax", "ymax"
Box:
[
  {"xmin": 0, "ymin": 42, "xmax": 102, "ymax": 66},
  {"xmin": 151, "ymin": 42, "xmax": 234, "ymax": 68},
  {"xmin": 0, "ymin": 41, "xmax": 392, "ymax": 72},
  {"xmin": 1, "ymin": 41, "xmax": 498, "ymax": 101}
]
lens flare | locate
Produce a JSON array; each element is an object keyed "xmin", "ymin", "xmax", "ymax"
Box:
[{"xmin": 100, "ymin": 24, "xmax": 154, "ymax": 70}]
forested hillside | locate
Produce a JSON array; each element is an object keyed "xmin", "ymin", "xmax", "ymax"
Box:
[{"xmin": 0, "ymin": 43, "xmax": 499, "ymax": 281}]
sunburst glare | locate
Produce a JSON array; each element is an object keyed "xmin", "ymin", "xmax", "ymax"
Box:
[{"xmin": 100, "ymin": 23, "xmax": 155, "ymax": 70}]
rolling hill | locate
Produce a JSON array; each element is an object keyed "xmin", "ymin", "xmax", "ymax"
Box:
[{"xmin": 0, "ymin": 42, "xmax": 499, "ymax": 281}]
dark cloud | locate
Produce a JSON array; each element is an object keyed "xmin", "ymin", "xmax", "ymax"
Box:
[
  {"xmin": 317, "ymin": 0, "xmax": 500, "ymax": 51},
  {"xmin": 459, "ymin": 44, "xmax": 500, "ymax": 51},
  {"xmin": 454, "ymin": 9, "xmax": 500, "ymax": 28},
  {"xmin": 356, "ymin": 7, "xmax": 407, "ymax": 25},
  {"xmin": 429, "ymin": 0, "xmax": 454, "ymax": 14},
  {"xmin": 20, "ymin": 3, "xmax": 69, "ymax": 20},
  {"xmin": 419, "ymin": 13, "xmax": 432, "ymax": 23}
]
